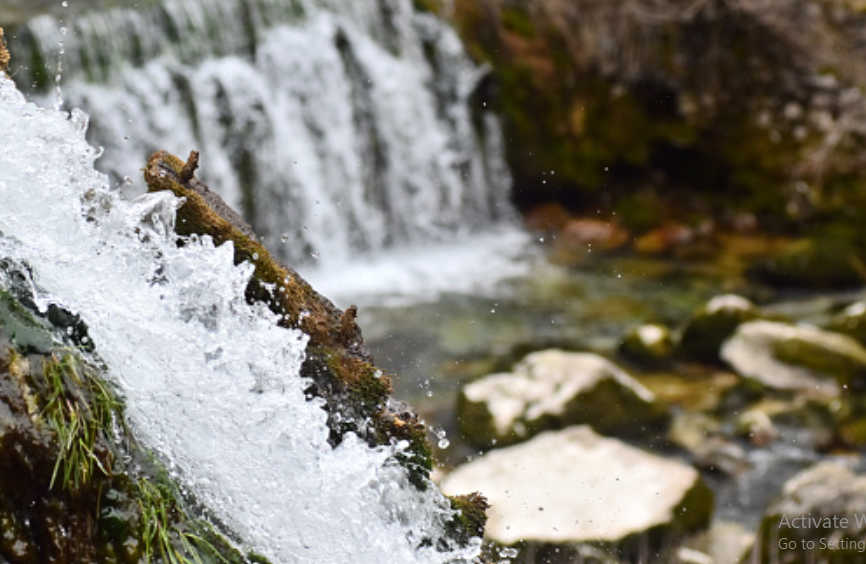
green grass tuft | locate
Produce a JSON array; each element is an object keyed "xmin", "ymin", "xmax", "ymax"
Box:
[
  {"xmin": 39, "ymin": 351, "xmax": 122, "ymax": 493},
  {"xmin": 137, "ymin": 478, "xmax": 231, "ymax": 564}
]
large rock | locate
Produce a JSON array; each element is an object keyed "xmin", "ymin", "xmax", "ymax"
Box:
[
  {"xmin": 749, "ymin": 462, "xmax": 866, "ymax": 564},
  {"xmin": 440, "ymin": 427, "xmax": 713, "ymax": 551},
  {"xmin": 721, "ymin": 320, "xmax": 866, "ymax": 394},
  {"xmin": 457, "ymin": 350, "xmax": 670, "ymax": 448}
]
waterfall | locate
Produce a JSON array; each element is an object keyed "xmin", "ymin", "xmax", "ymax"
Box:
[
  {"xmin": 0, "ymin": 71, "xmax": 481, "ymax": 562},
  {"xmin": 6, "ymin": 0, "xmax": 513, "ymax": 266}
]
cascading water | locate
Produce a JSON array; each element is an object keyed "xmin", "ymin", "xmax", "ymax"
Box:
[
  {"xmin": 7, "ymin": 0, "xmax": 513, "ymax": 267},
  {"xmin": 0, "ymin": 72, "xmax": 481, "ymax": 562}
]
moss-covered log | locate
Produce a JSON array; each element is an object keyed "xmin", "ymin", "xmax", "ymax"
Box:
[
  {"xmin": 0, "ymin": 28, "xmax": 9, "ymax": 73},
  {"xmin": 144, "ymin": 149, "xmax": 487, "ymax": 540}
]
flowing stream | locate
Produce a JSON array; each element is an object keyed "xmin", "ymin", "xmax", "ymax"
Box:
[
  {"xmin": 0, "ymin": 0, "xmax": 511, "ymax": 560},
  {"xmin": 0, "ymin": 73, "xmax": 480, "ymax": 562}
]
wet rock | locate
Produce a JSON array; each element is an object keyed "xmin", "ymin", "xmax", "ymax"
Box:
[
  {"xmin": 749, "ymin": 461, "xmax": 866, "ymax": 564},
  {"xmin": 735, "ymin": 409, "xmax": 781, "ymax": 447},
  {"xmin": 721, "ymin": 320, "xmax": 866, "ymax": 394},
  {"xmin": 678, "ymin": 295, "xmax": 762, "ymax": 364},
  {"xmin": 692, "ymin": 437, "xmax": 752, "ymax": 477},
  {"xmin": 832, "ymin": 395, "xmax": 866, "ymax": 448},
  {"xmin": 456, "ymin": 350, "xmax": 670, "ymax": 448},
  {"xmin": 735, "ymin": 398, "xmax": 835, "ymax": 451},
  {"xmin": 618, "ymin": 323, "xmax": 675, "ymax": 369},
  {"xmin": 826, "ymin": 300, "xmax": 866, "ymax": 344},
  {"xmin": 680, "ymin": 520, "xmax": 755, "ymax": 564},
  {"xmin": 440, "ymin": 426, "xmax": 713, "ymax": 551}
]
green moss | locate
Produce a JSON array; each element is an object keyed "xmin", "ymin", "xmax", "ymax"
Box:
[
  {"xmin": 772, "ymin": 337, "xmax": 866, "ymax": 386},
  {"xmin": 320, "ymin": 349, "xmax": 391, "ymax": 416},
  {"xmin": 446, "ymin": 493, "xmax": 489, "ymax": 545},
  {"xmin": 145, "ymin": 151, "xmax": 365, "ymax": 356},
  {"xmin": 375, "ymin": 407, "xmax": 433, "ymax": 490},
  {"xmin": 500, "ymin": 7, "xmax": 535, "ymax": 38}
]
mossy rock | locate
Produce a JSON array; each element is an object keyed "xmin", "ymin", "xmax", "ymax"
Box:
[
  {"xmin": 678, "ymin": 295, "xmax": 761, "ymax": 364},
  {"xmin": 457, "ymin": 350, "xmax": 670, "ymax": 448},
  {"xmin": 825, "ymin": 301, "xmax": 866, "ymax": 344},
  {"xmin": 618, "ymin": 323, "xmax": 675, "ymax": 369},
  {"xmin": 721, "ymin": 320, "xmax": 866, "ymax": 394},
  {"xmin": 831, "ymin": 395, "xmax": 866, "ymax": 447},
  {"xmin": 751, "ymin": 462, "xmax": 866, "ymax": 564}
]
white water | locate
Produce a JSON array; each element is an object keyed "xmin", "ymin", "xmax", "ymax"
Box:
[
  {"xmin": 0, "ymin": 75, "xmax": 481, "ymax": 562},
  {"xmin": 12, "ymin": 0, "xmax": 513, "ymax": 268},
  {"xmin": 299, "ymin": 226, "xmax": 533, "ymax": 308}
]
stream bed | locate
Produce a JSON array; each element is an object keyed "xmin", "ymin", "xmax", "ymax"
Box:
[{"xmin": 305, "ymin": 233, "xmax": 866, "ymax": 559}]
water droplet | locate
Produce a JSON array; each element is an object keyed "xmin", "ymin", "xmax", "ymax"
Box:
[
  {"xmin": 252, "ymin": 252, "xmax": 259, "ymax": 260},
  {"xmin": 426, "ymin": 390, "xmax": 433, "ymax": 397},
  {"xmin": 310, "ymin": 251, "xmax": 319, "ymax": 259},
  {"xmin": 438, "ymin": 438, "xmax": 450, "ymax": 449},
  {"xmin": 280, "ymin": 233, "xmax": 289, "ymax": 243},
  {"xmin": 60, "ymin": 27, "xmax": 68, "ymax": 35}
]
